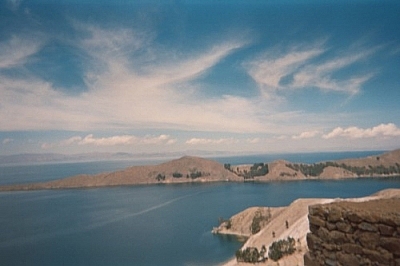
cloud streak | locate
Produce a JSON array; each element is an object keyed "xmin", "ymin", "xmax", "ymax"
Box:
[
  {"xmin": 0, "ymin": 35, "xmax": 43, "ymax": 69},
  {"xmin": 246, "ymin": 42, "xmax": 376, "ymax": 97},
  {"xmin": 185, "ymin": 137, "xmax": 238, "ymax": 145},
  {"xmin": 292, "ymin": 130, "xmax": 321, "ymax": 140}
]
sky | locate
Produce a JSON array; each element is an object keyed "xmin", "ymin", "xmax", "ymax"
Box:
[{"xmin": 1, "ymin": 0, "xmax": 400, "ymax": 156}]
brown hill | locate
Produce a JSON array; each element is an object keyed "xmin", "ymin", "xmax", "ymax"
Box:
[
  {"xmin": 0, "ymin": 156, "xmax": 241, "ymax": 191},
  {"xmin": 336, "ymin": 148, "xmax": 400, "ymax": 167},
  {"xmin": 233, "ymin": 149, "xmax": 400, "ymax": 181}
]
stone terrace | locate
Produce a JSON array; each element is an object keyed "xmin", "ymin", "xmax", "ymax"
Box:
[{"xmin": 304, "ymin": 198, "xmax": 400, "ymax": 266}]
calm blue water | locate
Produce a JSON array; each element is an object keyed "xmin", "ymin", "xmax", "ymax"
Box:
[{"xmin": 0, "ymin": 151, "xmax": 399, "ymax": 266}]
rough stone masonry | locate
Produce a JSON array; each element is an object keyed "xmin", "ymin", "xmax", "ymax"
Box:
[{"xmin": 304, "ymin": 198, "xmax": 400, "ymax": 266}]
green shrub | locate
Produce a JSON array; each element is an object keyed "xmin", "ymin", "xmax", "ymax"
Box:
[
  {"xmin": 236, "ymin": 247, "xmax": 260, "ymax": 263},
  {"xmin": 268, "ymin": 237, "xmax": 296, "ymax": 261},
  {"xmin": 250, "ymin": 208, "xmax": 271, "ymax": 234},
  {"xmin": 189, "ymin": 171, "xmax": 202, "ymax": 179},
  {"xmin": 156, "ymin": 173, "xmax": 165, "ymax": 181},
  {"xmin": 172, "ymin": 172, "xmax": 183, "ymax": 178}
]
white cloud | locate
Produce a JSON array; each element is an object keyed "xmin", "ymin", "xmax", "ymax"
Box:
[
  {"xmin": 141, "ymin": 134, "xmax": 177, "ymax": 145},
  {"xmin": 77, "ymin": 134, "xmax": 136, "ymax": 146},
  {"xmin": 1, "ymin": 24, "xmax": 270, "ymax": 134},
  {"xmin": 247, "ymin": 47, "xmax": 324, "ymax": 90},
  {"xmin": 246, "ymin": 42, "xmax": 376, "ymax": 96},
  {"xmin": 60, "ymin": 136, "xmax": 83, "ymax": 146},
  {"xmin": 292, "ymin": 49, "xmax": 376, "ymax": 95},
  {"xmin": 322, "ymin": 123, "xmax": 400, "ymax": 139},
  {"xmin": 292, "ymin": 130, "xmax": 321, "ymax": 140},
  {"xmin": 185, "ymin": 137, "xmax": 238, "ymax": 145},
  {"xmin": 0, "ymin": 35, "xmax": 43, "ymax": 69},
  {"xmin": 54, "ymin": 134, "xmax": 177, "ymax": 147}
]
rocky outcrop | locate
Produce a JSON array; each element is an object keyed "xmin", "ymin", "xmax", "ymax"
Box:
[{"xmin": 305, "ymin": 198, "xmax": 400, "ymax": 266}]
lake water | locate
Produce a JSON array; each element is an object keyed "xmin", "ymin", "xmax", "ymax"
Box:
[{"xmin": 1, "ymin": 151, "xmax": 399, "ymax": 266}]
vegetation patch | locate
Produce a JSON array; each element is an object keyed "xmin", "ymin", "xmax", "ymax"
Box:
[
  {"xmin": 172, "ymin": 172, "xmax": 183, "ymax": 178},
  {"xmin": 268, "ymin": 237, "xmax": 296, "ymax": 261},
  {"xmin": 236, "ymin": 245, "xmax": 266, "ymax": 263},
  {"xmin": 250, "ymin": 208, "xmax": 271, "ymax": 234},
  {"xmin": 240, "ymin": 163, "xmax": 269, "ymax": 180},
  {"xmin": 286, "ymin": 162, "xmax": 400, "ymax": 177},
  {"xmin": 156, "ymin": 173, "xmax": 165, "ymax": 181}
]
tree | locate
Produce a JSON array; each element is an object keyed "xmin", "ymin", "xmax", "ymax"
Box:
[
  {"xmin": 156, "ymin": 173, "xmax": 165, "ymax": 181},
  {"xmin": 268, "ymin": 237, "xmax": 296, "ymax": 261},
  {"xmin": 224, "ymin": 163, "xmax": 231, "ymax": 171},
  {"xmin": 172, "ymin": 172, "xmax": 183, "ymax": 178},
  {"xmin": 235, "ymin": 247, "xmax": 260, "ymax": 263}
]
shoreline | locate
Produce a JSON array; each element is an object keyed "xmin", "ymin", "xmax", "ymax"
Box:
[{"xmin": 1, "ymin": 175, "xmax": 400, "ymax": 193}]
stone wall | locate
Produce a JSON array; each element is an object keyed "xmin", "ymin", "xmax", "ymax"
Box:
[{"xmin": 304, "ymin": 198, "xmax": 400, "ymax": 266}]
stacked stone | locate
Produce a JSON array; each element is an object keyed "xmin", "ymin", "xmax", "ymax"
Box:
[{"xmin": 304, "ymin": 198, "xmax": 400, "ymax": 266}]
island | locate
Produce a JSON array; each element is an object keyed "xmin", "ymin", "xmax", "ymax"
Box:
[{"xmin": 0, "ymin": 149, "xmax": 400, "ymax": 191}]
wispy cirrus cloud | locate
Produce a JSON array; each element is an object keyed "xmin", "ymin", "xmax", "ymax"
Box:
[
  {"xmin": 246, "ymin": 42, "xmax": 377, "ymax": 97},
  {"xmin": 246, "ymin": 46, "xmax": 324, "ymax": 91},
  {"xmin": 0, "ymin": 35, "xmax": 43, "ymax": 69},
  {"xmin": 0, "ymin": 24, "xmax": 262, "ymax": 133},
  {"xmin": 322, "ymin": 123, "xmax": 400, "ymax": 139}
]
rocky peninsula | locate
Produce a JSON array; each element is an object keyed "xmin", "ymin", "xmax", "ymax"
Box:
[{"xmin": 1, "ymin": 149, "xmax": 400, "ymax": 191}]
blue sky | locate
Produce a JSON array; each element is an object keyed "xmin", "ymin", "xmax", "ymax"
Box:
[{"xmin": 1, "ymin": 0, "xmax": 400, "ymax": 155}]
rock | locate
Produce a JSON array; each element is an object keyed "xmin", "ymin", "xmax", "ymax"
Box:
[
  {"xmin": 336, "ymin": 221, "xmax": 352, "ymax": 233},
  {"xmin": 362, "ymin": 248, "xmax": 393, "ymax": 265},
  {"xmin": 304, "ymin": 252, "xmax": 319, "ymax": 266},
  {"xmin": 380, "ymin": 237, "xmax": 400, "ymax": 256},
  {"xmin": 329, "ymin": 230, "xmax": 347, "ymax": 245},
  {"xmin": 356, "ymin": 231, "xmax": 380, "ymax": 249},
  {"xmin": 309, "ymin": 214, "xmax": 326, "ymax": 227},
  {"xmin": 337, "ymin": 252, "xmax": 360, "ymax": 265},
  {"xmin": 346, "ymin": 212, "xmax": 363, "ymax": 223},
  {"xmin": 327, "ymin": 206, "xmax": 342, "ymax": 223},
  {"xmin": 378, "ymin": 224, "xmax": 395, "ymax": 236},
  {"xmin": 358, "ymin": 222, "xmax": 377, "ymax": 232},
  {"xmin": 341, "ymin": 243, "xmax": 363, "ymax": 254}
]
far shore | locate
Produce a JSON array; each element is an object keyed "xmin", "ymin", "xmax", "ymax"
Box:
[{"xmin": 0, "ymin": 149, "xmax": 400, "ymax": 192}]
